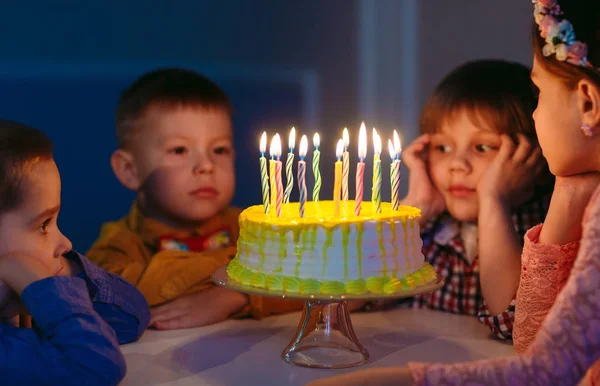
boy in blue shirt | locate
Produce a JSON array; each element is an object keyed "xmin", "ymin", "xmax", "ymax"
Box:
[{"xmin": 0, "ymin": 120, "xmax": 150, "ymax": 386}]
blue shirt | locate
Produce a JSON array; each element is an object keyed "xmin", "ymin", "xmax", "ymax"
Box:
[{"xmin": 0, "ymin": 250, "xmax": 150, "ymax": 386}]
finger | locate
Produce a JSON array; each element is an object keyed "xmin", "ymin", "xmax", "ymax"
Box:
[
  {"xmin": 512, "ymin": 133, "xmax": 533, "ymax": 163},
  {"xmin": 524, "ymin": 146, "xmax": 543, "ymax": 169},
  {"xmin": 496, "ymin": 135, "xmax": 516, "ymax": 162},
  {"xmin": 154, "ymin": 314, "xmax": 195, "ymax": 331}
]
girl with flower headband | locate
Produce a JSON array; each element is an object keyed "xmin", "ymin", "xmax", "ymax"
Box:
[{"xmin": 308, "ymin": 1, "xmax": 600, "ymax": 385}]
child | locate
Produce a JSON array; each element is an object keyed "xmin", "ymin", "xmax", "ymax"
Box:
[
  {"xmin": 308, "ymin": 1, "xmax": 600, "ymax": 385},
  {"xmin": 0, "ymin": 121, "xmax": 150, "ymax": 385},
  {"xmin": 398, "ymin": 59, "xmax": 551, "ymax": 340},
  {"xmin": 87, "ymin": 68, "xmax": 302, "ymax": 330}
]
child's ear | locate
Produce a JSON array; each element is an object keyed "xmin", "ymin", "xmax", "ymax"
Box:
[
  {"xmin": 577, "ymin": 79, "xmax": 600, "ymax": 129},
  {"xmin": 111, "ymin": 150, "xmax": 141, "ymax": 191}
]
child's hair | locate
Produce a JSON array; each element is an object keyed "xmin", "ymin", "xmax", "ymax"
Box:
[
  {"xmin": 531, "ymin": 3, "xmax": 600, "ymax": 89},
  {"xmin": 0, "ymin": 120, "xmax": 53, "ymax": 213},
  {"xmin": 420, "ymin": 60, "xmax": 538, "ymax": 142},
  {"xmin": 116, "ymin": 68, "xmax": 233, "ymax": 149}
]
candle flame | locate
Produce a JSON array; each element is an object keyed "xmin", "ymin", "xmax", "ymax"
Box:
[
  {"xmin": 272, "ymin": 133, "xmax": 282, "ymax": 158},
  {"xmin": 342, "ymin": 128, "xmax": 349, "ymax": 149},
  {"xmin": 393, "ymin": 130, "xmax": 402, "ymax": 155},
  {"xmin": 289, "ymin": 127, "xmax": 296, "ymax": 151},
  {"xmin": 299, "ymin": 135, "xmax": 308, "ymax": 158},
  {"xmin": 313, "ymin": 133, "xmax": 320, "ymax": 149},
  {"xmin": 358, "ymin": 122, "xmax": 367, "ymax": 160},
  {"xmin": 373, "ymin": 130, "xmax": 382, "ymax": 155},
  {"xmin": 336, "ymin": 139, "xmax": 344, "ymax": 160},
  {"xmin": 388, "ymin": 139, "xmax": 395, "ymax": 160},
  {"xmin": 260, "ymin": 132, "xmax": 267, "ymax": 154}
]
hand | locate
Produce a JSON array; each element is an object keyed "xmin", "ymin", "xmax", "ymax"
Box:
[
  {"xmin": 306, "ymin": 367, "xmax": 413, "ymax": 386},
  {"xmin": 0, "ymin": 254, "xmax": 54, "ymax": 295},
  {"xmin": 401, "ymin": 134, "xmax": 446, "ymax": 224},
  {"xmin": 150, "ymin": 286, "xmax": 248, "ymax": 330},
  {"xmin": 477, "ymin": 134, "xmax": 545, "ymax": 208}
]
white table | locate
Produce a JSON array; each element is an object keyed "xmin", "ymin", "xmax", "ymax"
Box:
[{"xmin": 121, "ymin": 308, "xmax": 517, "ymax": 385}]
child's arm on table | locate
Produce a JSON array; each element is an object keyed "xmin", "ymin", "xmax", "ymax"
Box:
[
  {"xmin": 513, "ymin": 173, "xmax": 600, "ymax": 352},
  {"xmin": 0, "ymin": 254, "xmax": 126, "ymax": 386},
  {"xmin": 400, "ymin": 135, "xmax": 446, "ymax": 226},
  {"xmin": 62, "ymin": 251, "xmax": 150, "ymax": 344},
  {"xmin": 477, "ymin": 135, "xmax": 543, "ymax": 316}
]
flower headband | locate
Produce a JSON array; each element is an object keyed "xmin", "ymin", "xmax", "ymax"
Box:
[{"xmin": 533, "ymin": 0, "xmax": 596, "ymax": 69}]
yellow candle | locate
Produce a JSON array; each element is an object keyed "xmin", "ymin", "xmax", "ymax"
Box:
[{"xmin": 334, "ymin": 139, "xmax": 343, "ymax": 217}]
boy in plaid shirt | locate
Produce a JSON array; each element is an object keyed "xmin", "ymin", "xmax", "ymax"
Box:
[{"xmin": 399, "ymin": 60, "xmax": 552, "ymax": 340}]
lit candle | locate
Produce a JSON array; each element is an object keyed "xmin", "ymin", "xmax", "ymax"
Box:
[
  {"xmin": 334, "ymin": 139, "xmax": 343, "ymax": 217},
  {"xmin": 342, "ymin": 128, "xmax": 350, "ymax": 202},
  {"xmin": 284, "ymin": 127, "xmax": 295, "ymax": 204},
  {"xmin": 274, "ymin": 134, "xmax": 283, "ymax": 218},
  {"xmin": 312, "ymin": 133, "xmax": 321, "ymax": 202},
  {"xmin": 298, "ymin": 135, "xmax": 308, "ymax": 218},
  {"xmin": 269, "ymin": 135, "xmax": 277, "ymax": 216},
  {"xmin": 393, "ymin": 130, "xmax": 402, "ymax": 161},
  {"xmin": 372, "ymin": 130, "xmax": 382, "ymax": 214},
  {"xmin": 259, "ymin": 132, "xmax": 270, "ymax": 214},
  {"xmin": 371, "ymin": 128, "xmax": 379, "ymax": 203},
  {"xmin": 389, "ymin": 139, "xmax": 401, "ymax": 211},
  {"xmin": 355, "ymin": 122, "xmax": 367, "ymax": 216}
]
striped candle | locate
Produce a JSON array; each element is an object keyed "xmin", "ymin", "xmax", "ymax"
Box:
[
  {"xmin": 342, "ymin": 128, "xmax": 350, "ymax": 202},
  {"xmin": 372, "ymin": 129, "xmax": 382, "ymax": 214},
  {"xmin": 334, "ymin": 139, "xmax": 343, "ymax": 217},
  {"xmin": 393, "ymin": 131, "xmax": 402, "ymax": 210},
  {"xmin": 273, "ymin": 134, "xmax": 283, "ymax": 217},
  {"xmin": 355, "ymin": 122, "xmax": 367, "ymax": 216},
  {"xmin": 298, "ymin": 135, "xmax": 308, "ymax": 218},
  {"xmin": 259, "ymin": 132, "xmax": 270, "ymax": 213},
  {"xmin": 283, "ymin": 127, "xmax": 295, "ymax": 203},
  {"xmin": 389, "ymin": 139, "xmax": 401, "ymax": 210},
  {"xmin": 312, "ymin": 133, "xmax": 321, "ymax": 202},
  {"xmin": 269, "ymin": 137, "xmax": 277, "ymax": 217}
]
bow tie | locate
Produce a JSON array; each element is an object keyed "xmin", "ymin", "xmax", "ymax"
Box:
[{"xmin": 158, "ymin": 227, "xmax": 231, "ymax": 253}]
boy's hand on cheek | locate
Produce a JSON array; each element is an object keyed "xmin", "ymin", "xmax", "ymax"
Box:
[
  {"xmin": 478, "ymin": 134, "xmax": 543, "ymax": 207},
  {"xmin": 149, "ymin": 286, "xmax": 248, "ymax": 330},
  {"xmin": 401, "ymin": 134, "xmax": 446, "ymax": 223}
]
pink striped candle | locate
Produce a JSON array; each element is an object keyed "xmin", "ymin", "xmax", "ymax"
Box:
[
  {"xmin": 355, "ymin": 122, "xmax": 367, "ymax": 216},
  {"xmin": 298, "ymin": 135, "xmax": 308, "ymax": 217},
  {"xmin": 273, "ymin": 134, "xmax": 283, "ymax": 217}
]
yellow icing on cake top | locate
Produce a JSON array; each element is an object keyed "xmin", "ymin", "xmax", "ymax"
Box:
[{"xmin": 239, "ymin": 200, "xmax": 420, "ymax": 228}]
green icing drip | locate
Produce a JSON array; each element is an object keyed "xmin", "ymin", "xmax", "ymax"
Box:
[
  {"xmin": 322, "ymin": 229, "xmax": 333, "ymax": 276},
  {"xmin": 412, "ymin": 271, "xmax": 425, "ymax": 286},
  {"xmin": 390, "ymin": 220, "xmax": 397, "ymax": 274},
  {"xmin": 356, "ymin": 223, "xmax": 364, "ymax": 278},
  {"xmin": 258, "ymin": 226, "xmax": 266, "ymax": 269},
  {"xmin": 299, "ymin": 278, "xmax": 321, "ymax": 294},
  {"xmin": 401, "ymin": 275, "xmax": 416, "ymax": 289},
  {"xmin": 320, "ymin": 281, "xmax": 345, "ymax": 295},
  {"xmin": 346, "ymin": 279, "xmax": 366, "ymax": 294},
  {"xmin": 282, "ymin": 276, "xmax": 300, "ymax": 292},
  {"xmin": 383, "ymin": 277, "xmax": 403, "ymax": 294},
  {"xmin": 342, "ymin": 224, "xmax": 350, "ymax": 280},
  {"xmin": 293, "ymin": 229, "xmax": 302, "ymax": 277}
]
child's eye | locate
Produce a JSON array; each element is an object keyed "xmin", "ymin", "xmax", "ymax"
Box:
[
  {"xmin": 475, "ymin": 144, "xmax": 494, "ymax": 153},
  {"xmin": 168, "ymin": 146, "xmax": 188, "ymax": 155},
  {"xmin": 434, "ymin": 145, "xmax": 452, "ymax": 153},
  {"xmin": 38, "ymin": 218, "xmax": 51, "ymax": 234},
  {"xmin": 214, "ymin": 146, "xmax": 232, "ymax": 156}
]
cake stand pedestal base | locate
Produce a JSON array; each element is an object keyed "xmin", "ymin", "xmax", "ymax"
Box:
[{"xmin": 282, "ymin": 300, "xmax": 368, "ymax": 369}]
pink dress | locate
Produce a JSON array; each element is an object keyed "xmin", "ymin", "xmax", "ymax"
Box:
[{"xmin": 409, "ymin": 184, "xmax": 600, "ymax": 385}]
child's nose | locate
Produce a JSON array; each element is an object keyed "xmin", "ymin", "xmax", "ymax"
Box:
[
  {"xmin": 55, "ymin": 231, "xmax": 73, "ymax": 257},
  {"xmin": 449, "ymin": 154, "xmax": 472, "ymax": 174},
  {"xmin": 193, "ymin": 153, "xmax": 215, "ymax": 174}
]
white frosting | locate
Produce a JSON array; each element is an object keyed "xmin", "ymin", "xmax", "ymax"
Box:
[{"xmin": 237, "ymin": 218, "xmax": 424, "ymax": 282}]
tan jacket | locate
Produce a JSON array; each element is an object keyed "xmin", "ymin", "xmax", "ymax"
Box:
[{"xmin": 87, "ymin": 203, "xmax": 302, "ymax": 318}]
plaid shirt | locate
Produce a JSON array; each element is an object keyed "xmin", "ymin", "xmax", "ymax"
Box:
[{"xmin": 401, "ymin": 189, "xmax": 552, "ymax": 340}]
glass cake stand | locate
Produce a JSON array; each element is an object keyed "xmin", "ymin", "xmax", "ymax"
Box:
[{"xmin": 213, "ymin": 265, "xmax": 443, "ymax": 369}]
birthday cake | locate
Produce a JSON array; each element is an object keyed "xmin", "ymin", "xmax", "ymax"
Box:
[{"xmin": 227, "ymin": 200, "xmax": 435, "ymax": 295}]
